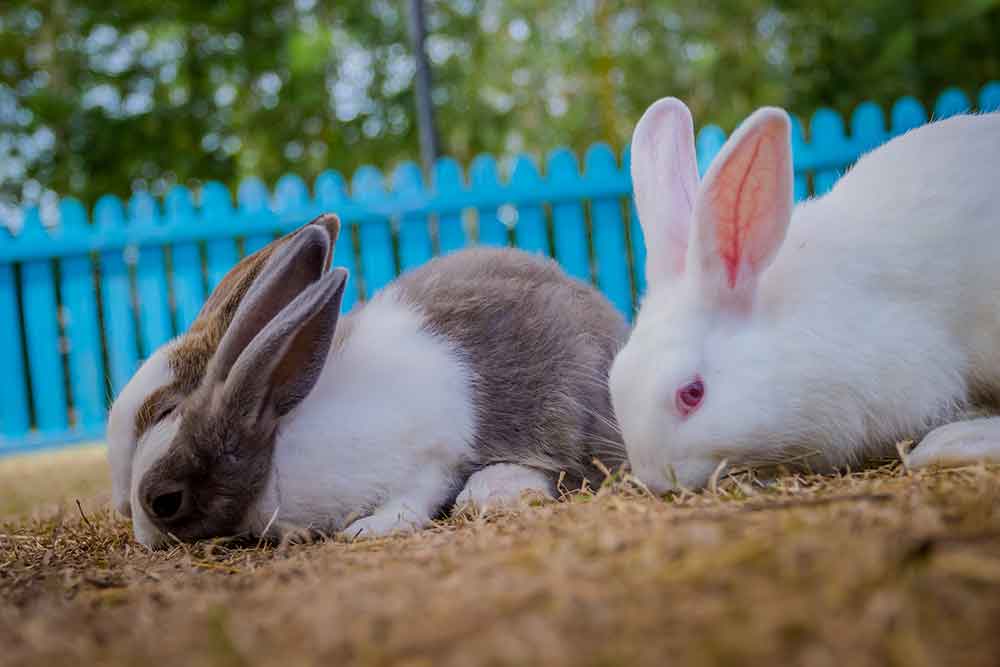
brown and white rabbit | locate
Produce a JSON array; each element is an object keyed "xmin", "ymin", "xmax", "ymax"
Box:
[{"xmin": 108, "ymin": 214, "xmax": 627, "ymax": 547}]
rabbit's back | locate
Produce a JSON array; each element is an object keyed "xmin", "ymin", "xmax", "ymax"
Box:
[{"xmin": 393, "ymin": 248, "xmax": 630, "ymax": 487}]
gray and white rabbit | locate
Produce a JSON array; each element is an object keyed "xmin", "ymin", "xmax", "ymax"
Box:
[
  {"xmin": 108, "ymin": 215, "xmax": 627, "ymax": 547},
  {"xmin": 611, "ymin": 97, "xmax": 1000, "ymax": 492}
]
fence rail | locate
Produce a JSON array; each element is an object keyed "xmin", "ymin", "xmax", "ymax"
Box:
[{"xmin": 2, "ymin": 83, "xmax": 998, "ymax": 455}]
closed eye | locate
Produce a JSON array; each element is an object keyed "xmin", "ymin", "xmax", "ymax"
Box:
[{"xmin": 154, "ymin": 404, "xmax": 177, "ymax": 424}]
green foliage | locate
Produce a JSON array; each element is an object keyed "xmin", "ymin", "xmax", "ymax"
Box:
[{"xmin": 1, "ymin": 0, "xmax": 998, "ymax": 214}]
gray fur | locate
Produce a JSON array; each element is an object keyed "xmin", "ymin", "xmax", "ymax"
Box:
[
  {"xmin": 140, "ymin": 239, "xmax": 627, "ymax": 543},
  {"xmin": 390, "ymin": 247, "xmax": 629, "ymax": 493},
  {"xmin": 137, "ymin": 231, "xmax": 347, "ymax": 542}
]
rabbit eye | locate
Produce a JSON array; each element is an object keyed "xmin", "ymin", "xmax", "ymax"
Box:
[
  {"xmin": 154, "ymin": 404, "xmax": 177, "ymax": 424},
  {"xmin": 676, "ymin": 377, "xmax": 705, "ymax": 417}
]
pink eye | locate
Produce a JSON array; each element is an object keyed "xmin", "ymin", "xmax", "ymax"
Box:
[{"xmin": 676, "ymin": 377, "xmax": 705, "ymax": 417}]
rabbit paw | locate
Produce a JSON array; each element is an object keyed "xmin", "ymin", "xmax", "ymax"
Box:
[
  {"xmin": 455, "ymin": 463, "xmax": 553, "ymax": 512},
  {"xmin": 342, "ymin": 506, "xmax": 429, "ymax": 540},
  {"xmin": 909, "ymin": 417, "xmax": 1000, "ymax": 469}
]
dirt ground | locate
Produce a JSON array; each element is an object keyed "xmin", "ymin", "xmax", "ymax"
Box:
[{"xmin": 1, "ymin": 446, "xmax": 999, "ymax": 667}]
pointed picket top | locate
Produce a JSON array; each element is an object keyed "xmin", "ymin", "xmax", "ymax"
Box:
[
  {"xmin": 470, "ymin": 153, "xmax": 502, "ymax": 189},
  {"xmin": 470, "ymin": 154, "xmax": 506, "ymax": 245},
  {"xmin": 237, "ymin": 177, "xmax": 271, "ymax": 213},
  {"xmin": 433, "ymin": 156, "xmax": 466, "ymax": 203},
  {"xmin": 934, "ymin": 87, "xmax": 971, "ymax": 119},
  {"xmin": 352, "ymin": 165, "xmax": 387, "ymax": 202},
  {"xmin": 392, "ymin": 161, "xmax": 425, "ymax": 201},
  {"xmin": 0, "ymin": 209, "xmax": 17, "ymax": 240},
  {"xmin": 165, "ymin": 185, "xmax": 196, "ymax": 222},
  {"xmin": 315, "ymin": 170, "xmax": 350, "ymax": 208},
  {"xmin": 58, "ymin": 198, "xmax": 90, "ymax": 240},
  {"xmin": 201, "ymin": 181, "xmax": 234, "ymax": 217},
  {"xmin": 851, "ymin": 101, "xmax": 887, "ymax": 153},
  {"xmin": 583, "ymin": 142, "xmax": 620, "ymax": 180},
  {"xmin": 129, "ymin": 191, "xmax": 161, "ymax": 228},
  {"xmin": 980, "ymin": 81, "xmax": 1000, "ymax": 113},
  {"xmin": 508, "ymin": 153, "xmax": 548, "ymax": 255},
  {"xmin": 274, "ymin": 173, "xmax": 310, "ymax": 215},
  {"xmin": 95, "ymin": 194, "xmax": 128, "ymax": 231},
  {"xmin": 809, "ymin": 107, "xmax": 849, "ymax": 167},
  {"xmin": 510, "ymin": 153, "xmax": 543, "ymax": 187},
  {"xmin": 546, "ymin": 147, "xmax": 580, "ymax": 184},
  {"xmin": 890, "ymin": 96, "xmax": 927, "ymax": 135},
  {"xmin": 695, "ymin": 125, "xmax": 726, "ymax": 176},
  {"xmin": 19, "ymin": 206, "xmax": 50, "ymax": 244}
]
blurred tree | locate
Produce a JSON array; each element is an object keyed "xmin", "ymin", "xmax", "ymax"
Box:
[{"xmin": 1, "ymin": 0, "xmax": 998, "ymax": 218}]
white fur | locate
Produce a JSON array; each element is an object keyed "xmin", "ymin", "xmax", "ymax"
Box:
[
  {"xmin": 119, "ymin": 288, "xmax": 477, "ymax": 548},
  {"xmin": 106, "ymin": 347, "xmax": 174, "ymax": 517},
  {"xmin": 454, "ymin": 463, "xmax": 554, "ymax": 511},
  {"xmin": 128, "ymin": 414, "xmax": 182, "ymax": 547},
  {"xmin": 613, "ymin": 106, "xmax": 1000, "ymax": 492},
  {"xmin": 908, "ymin": 418, "xmax": 1000, "ymax": 469},
  {"xmin": 242, "ymin": 288, "xmax": 477, "ymax": 540}
]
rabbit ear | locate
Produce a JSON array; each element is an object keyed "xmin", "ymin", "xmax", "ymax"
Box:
[
  {"xmin": 630, "ymin": 97, "xmax": 699, "ymax": 287},
  {"xmin": 691, "ymin": 107, "xmax": 793, "ymax": 311},
  {"xmin": 209, "ymin": 224, "xmax": 333, "ymax": 383},
  {"xmin": 223, "ymin": 267, "xmax": 348, "ymax": 421},
  {"xmin": 197, "ymin": 213, "xmax": 341, "ymax": 321}
]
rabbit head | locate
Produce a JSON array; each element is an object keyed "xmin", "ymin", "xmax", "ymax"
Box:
[
  {"xmin": 611, "ymin": 99, "xmax": 796, "ymax": 492},
  {"xmin": 107, "ymin": 214, "xmax": 347, "ymax": 545}
]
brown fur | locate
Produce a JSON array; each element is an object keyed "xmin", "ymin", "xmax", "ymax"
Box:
[
  {"xmin": 136, "ymin": 228, "xmax": 346, "ymax": 542},
  {"xmin": 133, "ymin": 214, "xmax": 340, "ymax": 440}
]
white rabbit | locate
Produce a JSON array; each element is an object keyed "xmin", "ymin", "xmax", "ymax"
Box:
[
  {"xmin": 108, "ymin": 215, "xmax": 627, "ymax": 547},
  {"xmin": 610, "ymin": 97, "xmax": 1000, "ymax": 493}
]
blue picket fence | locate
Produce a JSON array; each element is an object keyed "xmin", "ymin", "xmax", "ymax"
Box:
[{"xmin": 1, "ymin": 83, "xmax": 998, "ymax": 456}]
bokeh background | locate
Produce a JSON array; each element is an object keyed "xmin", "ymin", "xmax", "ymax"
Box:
[{"xmin": 2, "ymin": 0, "xmax": 999, "ymax": 224}]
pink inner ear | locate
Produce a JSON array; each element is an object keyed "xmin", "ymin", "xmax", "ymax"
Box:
[{"xmin": 701, "ymin": 117, "xmax": 791, "ymax": 289}]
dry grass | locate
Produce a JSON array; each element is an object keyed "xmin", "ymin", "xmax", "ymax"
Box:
[{"xmin": 2, "ymin": 451, "xmax": 1000, "ymax": 667}]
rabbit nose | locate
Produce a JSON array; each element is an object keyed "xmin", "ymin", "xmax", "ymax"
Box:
[{"xmin": 143, "ymin": 484, "xmax": 190, "ymax": 523}]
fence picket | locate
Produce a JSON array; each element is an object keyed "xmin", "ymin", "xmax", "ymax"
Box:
[
  {"xmin": 934, "ymin": 87, "xmax": 972, "ymax": 119},
  {"xmin": 353, "ymin": 167, "xmax": 395, "ymax": 297},
  {"xmin": 548, "ymin": 149, "xmax": 591, "ymax": 282},
  {"xmin": 470, "ymin": 155, "xmax": 508, "ymax": 247},
  {"xmin": 695, "ymin": 126, "xmax": 726, "ymax": 176},
  {"xmin": 509, "ymin": 155, "xmax": 549, "ymax": 256},
  {"xmin": 394, "ymin": 163, "xmax": 433, "ymax": 271},
  {"xmin": 20, "ymin": 209, "xmax": 68, "ymax": 433},
  {"xmin": 238, "ymin": 178, "xmax": 276, "ymax": 256},
  {"xmin": 810, "ymin": 109, "xmax": 848, "ymax": 195},
  {"xmin": 59, "ymin": 199, "xmax": 106, "ymax": 431},
  {"xmin": 981, "ymin": 82, "xmax": 1000, "ymax": 112},
  {"xmin": 166, "ymin": 186, "xmax": 205, "ymax": 332},
  {"xmin": 851, "ymin": 102, "xmax": 887, "ymax": 159},
  {"xmin": 585, "ymin": 144, "xmax": 633, "ymax": 316},
  {"xmin": 434, "ymin": 158, "xmax": 468, "ymax": 255},
  {"xmin": 890, "ymin": 96, "xmax": 927, "ymax": 136},
  {"xmin": 0, "ymin": 256, "xmax": 30, "ymax": 441},
  {"xmin": 130, "ymin": 192, "xmax": 173, "ymax": 357},
  {"xmin": 96, "ymin": 195, "xmax": 139, "ymax": 396},
  {"xmin": 202, "ymin": 182, "xmax": 240, "ymax": 291},
  {"xmin": 315, "ymin": 170, "xmax": 359, "ymax": 312},
  {"xmin": 622, "ymin": 146, "xmax": 646, "ymax": 300}
]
